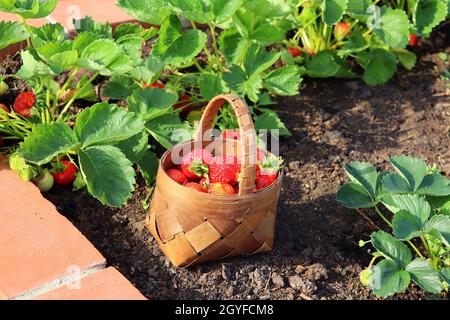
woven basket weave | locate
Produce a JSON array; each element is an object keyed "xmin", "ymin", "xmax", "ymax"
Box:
[{"xmin": 145, "ymin": 94, "xmax": 282, "ymax": 267}]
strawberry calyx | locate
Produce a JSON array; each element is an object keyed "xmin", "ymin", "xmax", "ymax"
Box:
[{"xmin": 188, "ymin": 160, "xmax": 209, "ymax": 179}]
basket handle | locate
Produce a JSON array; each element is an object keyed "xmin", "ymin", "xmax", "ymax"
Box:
[{"xmin": 195, "ymin": 94, "xmax": 257, "ymax": 196}]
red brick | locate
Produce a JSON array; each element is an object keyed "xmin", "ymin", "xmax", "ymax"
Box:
[
  {"xmin": 33, "ymin": 267, "xmax": 146, "ymax": 300},
  {"xmin": 0, "ymin": 157, "xmax": 106, "ymax": 300}
]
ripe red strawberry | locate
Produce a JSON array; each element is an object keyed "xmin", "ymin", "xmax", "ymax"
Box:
[
  {"xmin": 185, "ymin": 182, "xmax": 207, "ymax": 193},
  {"xmin": 408, "ymin": 34, "xmax": 419, "ymax": 47},
  {"xmin": 167, "ymin": 168, "xmax": 188, "ymax": 185},
  {"xmin": 174, "ymin": 94, "xmax": 193, "ymax": 118},
  {"xmin": 13, "ymin": 92, "xmax": 36, "ymax": 117},
  {"xmin": 334, "ymin": 21, "xmax": 351, "ymax": 40},
  {"xmin": 0, "ymin": 103, "xmax": 8, "ymax": 113},
  {"xmin": 208, "ymin": 155, "xmax": 240, "ymax": 186},
  {"xmin": 143, "ymin": 81, "xmax": 165, "ymax": 89},
  {"xmin": 255, "ymin": 173, "xmax": 277, "ymax": 190},
  {"xmin": 51, "ymin": 161, "xmax": 77, "ymax": 186},
  {"xmin": 208, "ymin": 182, "xmax": 236, "ymax": 195},
  {"xmin": 287, "ymin": 47, "xmax": 302, "ymax": 58},
  {"xmin": 180, "ymin": 149, "xmax": 212, "ymax": 180},
  {"xmin": 221, "ymin": 129, "xmax": 240, "ymax": 140}
]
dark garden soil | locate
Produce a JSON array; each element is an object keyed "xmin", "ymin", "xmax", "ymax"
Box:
[{"xmin": 2, "ymin": 37, "xmax": 449, "ymax": 300}]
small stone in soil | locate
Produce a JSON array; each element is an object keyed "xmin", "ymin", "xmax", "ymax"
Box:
[
  {"xmin": 271, "ymin": 273, "xmax": 285, "ymax": 288},
  {"xmin": 221, "ymin": 264, "xmax": 233, "ymax": 281},
  {"xmin": 288, "ymin": 275, "xmax": 317, "ymax": 295}
]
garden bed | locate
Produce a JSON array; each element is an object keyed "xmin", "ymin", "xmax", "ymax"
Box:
[{"xmin": 32, "ymin": 47, "xmax": 449, "ymax": 300}]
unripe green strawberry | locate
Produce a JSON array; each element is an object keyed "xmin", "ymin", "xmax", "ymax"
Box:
[
  {"xmin": 9, "ymin": 152, "xmax": 36, "ymax": 181},
  {"xmin": 359, "ymin": 268, "xmax": 372, "ymax": 287},
  {"xmin": 0, "ymin": 81, "xmax": 8, "ymax": 96},
  {"xmin": 73, "ymin": 172, "xmax": 86, "ymax": 191},
  {"xmin": 35, "ymin": 169, "xmax": 54, "ymax": 192}
]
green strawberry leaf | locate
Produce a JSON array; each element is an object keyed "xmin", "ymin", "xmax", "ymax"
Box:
[
  {"xmin": 243, "ymin": 0, "xmax": 293, "ymax": 17},
  {"xmin": 137, "ymin": 149, "xmax": 159, "ymax": 186},
  {"xmin": 336, "ymin": 182, "xmax": 375, "ymax": 208},
  {"xmin": 244, "ymin": 44, "xmax": 280, "ymax": 76},
  {"xmin": 151, "ymin": 15, "xmax": 206, "ymax": 67},
  {"xmin": 374, "ymin": 8, "xmax": 409, "ymax": 48},
  {"xmin": 392, "ymin": 210, "xmax": 425, "ymax": 240},
  {"xmin": 117, "ymin": 0, "xmax": 172, "ymax": 25},
  {"xmin": 75, "ymin": 102, "xmax": 145, "ymax": 148},
  {"xmin": 360, "ymin": 49, "xmax": 397, "ymax": 85},
  {"xmin": 254, "ymin": 109, "xmax": 291, "ymax": 136},
  {"xmin": 371, "ymin": 230, "xmax": 412, "ymax": 267},
  {"xmin": 323, "ymin": 0, "xmax": 347, "ymax": 25},
  {"xmin": 405, "ymin": 258, "xmax": 442, "ymax": 293},
  {"xmin": 115, "ymin": 131, "xmax": 149, "ymax": 164},
  {"xmin": 413, "ymin": 0, "xmax": 448, "ymax": 37},
  {"xmin": 79, "ymin": 145, "xmax": 135, "ymax": 208},
  {"xmin": 307, "ymin": 50, "xmax": 355, "ymax": 78},
  {"xmin": 35, "ymin": 41, "xmax": 78, "ymax": 74},
  {"xmin": 15, "ymin": 50, "xmax": 55, "ymax": 80},
  {"xmin": 103, "ymin": 76, "xmax": 139, "ymax": 100},
  {"xmin": 29, "ymin": 23, "xmax": 65, "ymax": 47},
  {"xmin": 393, "ymin": 48, "xmax": 417, "ymax": 71},
  {"xmin": 425, "ymin": 214, "xmax": 450, "ymax": 244},
  {"xmin": 382, "ymin": 173, "xmax": 412, "ymax": 194},
  {"xmin": 146, "ymin": 113, "xmax": 192, "ymax": 149},
  {"xmin": 338, "ymin": 30, "xmax": 369, "ymax": 56},
  {"xmin": 0, "ymin": 0, "xmax": 57, "ymax": 19},
  {"xmin": 127, "ymin": 87, "xmax": 178, "ymax": 121},
  {"xmin": 19, "ymin": 123, "xmax": 79, "ymax": 165},
  {"xmin": 251, "ymin": 23, "xmax": 286, "ymax": 46},
  {"xmin": 416, "ymin": 174, "xmax": 450, "ymax": 196},
  {"xmin": 389, "ymin": 155, "xmax": 427, "ymax": 191},
  {"xmin": 441, "ymin": 268, "xmax": 450, "ymax": 285},
  {"xmin": 168, "ymin": 0, "xmax": 214, "ymax": 23},
  {"xmin": 116, "ymin": 34, "xmax": 145, "ymax": 65},
  {"xmin": 344, "ymin": 162, "xmax": 378, "ymax": 200},
  {"xmin": 73, "ymin": 16, "xmax": 112, "ymax": 38},
  {"xmin": 219, "ymin": 28, "xmax": 251, "ymax": 64},
  {"xmin": 390, "ymin": 194, "xmax": 431, "ymax": 225},
  {"xmin": 78, "ymin": 39, "xmax": 133, "ymax": 76},
  {"xmin": 223, "ymin": 65, "xmax": 263, "ymax": 103},
  {"xmin": 212, "ymin": 0, "xmax": 243, "ymax": 23},
  {"xmin": 263, "ymin": 65, "xmax": 301, "ymax": 96},
  {"xmin": 346, "ymin": 0, "xmax": 372, "ymax": 22},
  {"xmin": 129, "ymin": 55, "xmax": 165, "ymax": 83},
  {"xmin": 199, "ymin": 73, "xmax": 229, "ymax": 100},
  {"xmin": 370, "ymin": 259, "xmax": 410, "ymax": 298},
  {"xmin": 0, "ymin": 21, "xmax": 29, "ymax": 50}
]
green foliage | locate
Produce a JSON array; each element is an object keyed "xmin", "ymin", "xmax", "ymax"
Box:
[{"xmin": 337, "ymin": 155, "xmax": 450, "ymax": 297}]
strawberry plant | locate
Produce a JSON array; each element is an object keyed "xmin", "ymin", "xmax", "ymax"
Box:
[
  {"xmin": 337, "ymin": 155, "xmax": 450, "ymax": 297},
  {"xmin": 288, "ymin": 0, "xmax": 448, "ymax": 85},
  {"xmin": 117, "ymin": 0, "xmax": 302, "ymax": 135}
]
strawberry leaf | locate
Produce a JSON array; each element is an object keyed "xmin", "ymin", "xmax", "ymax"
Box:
[
  {"xmin": 336, "ymin": 182, "xmax": 374, "ymax": 208},
  {"xmin": 390, "ymin": 155, "xmax": 427, "ymax": 192},
  {"xmin": 35, "ymin": 41, "xmax": 78, "ymax": 74},
  {"xmin": 371, "ymin": 230, "xmax": 412, "ymax": 267},
  {"xmin": 416, "ymin": 174, "xmax": 450, "ymax": 196},
  {"xmin": 79, "ymin": 145, "xmax": 135, "ymax": 208},
  {"xmin": 199, "ymin": 73, "xmax": 229, "ymax": 100},
  {"xmin": 117, "ymin": 0, "xmax": 173, "ymax": 25},
  {"xmin": 346, "ymin": 0, "xmax": 372, "ymax": 22},
  {"xmin": 307, "ymin": 50, "xmax": 356, "ymax": 78},
  {"xmin": 244, "ymin": 44, "xmax": 280, "ymax": 76},
  {"xmin": 146, "ymin": 113, "xmax": 192, "ymax": 149},
  {"xmin": 19, "ymin": 123, "xmax": 79, "ymax": 165},
  {"xmin": 213, "ymin": 0, "xmax": 243, "ymax": 23},
  {"xmin": 390, "ymin": 194, "xmax": 431, "ymax": 223},
  {"xmin": 323, "ymin": 0, "xmax": 347, "ymax": 26},
  {"xmin": 0, "ymin": 21, "xmax": 29, "ymax": 50},
  {"xmin": 103, "ymin": 76, "xmax": 139, "ymax": 100},
  {"xmin": 127, "ymin": 87, "xmax": 178, "ymax": 121},
  {"xmin": 151, "ymin": 15, "xmax": 206, "ymax": 67},
  {"xmin": 128, "ymin": 56, "xmax": 165, "ymax": 83},
  {"xmin": 0, "ymin": 0, "xmax": 57, "ymax": 19},
  {"xmin": 405, "ymin": 259, "xmax": 441, "ymax": 293},
  {"xmin": 223, "ymin": 65, "xmax": 263, "ymax": 102},
  {"xmin": 168, "ymin": 0, "xmax": 214, "ymax": 23},
  {"xmin": 75, "ymin": 102, "xmax": 145, "ymax": 148},
  {"xmin": 425, "ymin": 214, "xmax": 450, "ymax": 244},
  {"xmin": 374, "ymin": 8, "xmax": 409, "ymax": 48},
  {"xmin": 441, "ymin": 268, "xmax": 450, "ymax": 285},
  {"xmin": 219, "ymin": 28, "xmax": 250, "ymax": 64},
  {"xmin": 115, "ymin": 131, "xmax": 149, "ymax": 164},
  {"xmin": 370, "ymin": 259, "xmax": 410, "ymax": 298},
  {"xmin": 78, "ymin": 39, "xmax": 134, "ymax": 76},
  {"xmin": 15, "ymin": 50, "xmax": 55, "ymax": 80},
  {"xmin": 73, "ymin": 16, "xmax": 112, "ymax": 38},
  {"xmin": 29, "ymin": 23, "xmax": 65, "ymax": 47},
  {"xmin": 413, "ymin": 0, "xmax": 448, "ymax": 37},
  {"xmin": 137, "ymin": 150, "xmax": 159, "ymax": 186},
  {"xmin": 361, "ymin": 49, "xmax": 397, "ymax": 85},
  {"xmin": 392, "ymin": 210, "xmax": 424, "ymax": 240},
  {"xmin": 263, "ymin": 66, "xmax": 301, "ymax": 96},
  {"xmin": 344, "ymin": 161, "xmax": 378, "ymax": 199},
  {"xmin": 254, "ymin": 109, "xmax": 291, "ymax": 136},
  {"xmin": 393, "ymin": 48, "xmax": 417, "ymax": 70}
]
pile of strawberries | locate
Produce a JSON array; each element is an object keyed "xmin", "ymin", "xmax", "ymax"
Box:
[{"xmin": 166, "ymin": 131, "xmax": 283, "ymax": 195}]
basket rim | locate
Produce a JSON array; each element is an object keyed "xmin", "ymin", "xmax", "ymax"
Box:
[{"xmin": 157, "ymin": 139, "xmax": 282, "ymax": 199}]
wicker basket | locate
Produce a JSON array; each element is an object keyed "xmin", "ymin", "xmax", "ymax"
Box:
[{"xmin": 145, "ymin": 94, "xmax": 282, "ymax": 267}]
